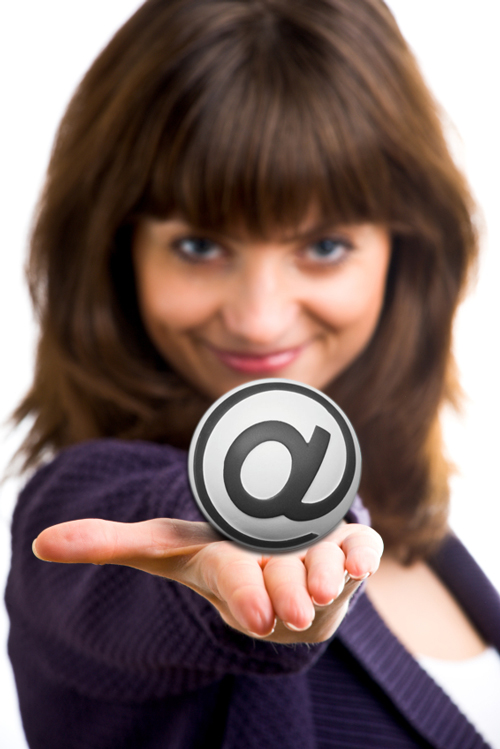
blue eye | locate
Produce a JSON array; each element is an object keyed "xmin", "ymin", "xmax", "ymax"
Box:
[
  {"xmin": 174, "ymin": 237, "xmax": 220, "ymax": 261},
  {"xmin": 308, "ymin": 237, "xmax": 352, "ymax": 263}
]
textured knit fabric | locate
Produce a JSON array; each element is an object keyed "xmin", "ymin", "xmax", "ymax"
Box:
[{"xmin": 6, "ymin": 439, "xmax": 500, "ymax": 748}]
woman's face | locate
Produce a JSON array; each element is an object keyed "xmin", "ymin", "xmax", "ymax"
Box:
[{"xmin": 132, "ymin": 215, "xmax": 392, "ymax": 399}]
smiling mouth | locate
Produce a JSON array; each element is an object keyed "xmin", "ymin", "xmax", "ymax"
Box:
[{"xmin": 207, "ymin": 344, "xmax": 306, "ymax": 374}]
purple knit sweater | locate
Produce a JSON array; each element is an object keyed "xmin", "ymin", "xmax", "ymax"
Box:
[{"xmin": 6, "ymin": 439, "xmax": 497, "ymax": 748}]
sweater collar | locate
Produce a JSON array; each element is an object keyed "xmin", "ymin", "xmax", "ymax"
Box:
[{"xmin": 337, "ymin": 534, "xmax": 500, "ymax": 749}]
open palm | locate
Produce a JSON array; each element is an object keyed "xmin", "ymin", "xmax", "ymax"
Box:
[{"xmin": 33, "ymin": 517, "xmax": 383, "ymax": 642}]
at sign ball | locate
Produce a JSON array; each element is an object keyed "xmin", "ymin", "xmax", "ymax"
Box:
[{"xmin": 188, "ymin": 379, "xmax": 361, "ymax": 552}]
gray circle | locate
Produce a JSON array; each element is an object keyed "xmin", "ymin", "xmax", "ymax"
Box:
[{"xmin": 188, "ymin": 379, "xmax": 361, "ymax": 552}]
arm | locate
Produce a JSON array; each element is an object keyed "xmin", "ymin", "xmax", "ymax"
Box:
[{"xmin": 7, "ymin": 438, "xmax": 381, "ymax": 701}]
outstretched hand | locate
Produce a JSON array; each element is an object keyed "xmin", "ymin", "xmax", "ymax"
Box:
[{"xmin": 33, "ymin": 518, "xmax": 383, "ymax": 643}]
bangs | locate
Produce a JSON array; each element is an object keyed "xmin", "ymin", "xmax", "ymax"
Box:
[{"xmin": 139, "ymin": 13, "xmax": 394, "ymax": 237}]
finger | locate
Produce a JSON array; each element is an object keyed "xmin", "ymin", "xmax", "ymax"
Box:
[
  {"xmin": 304, "ymin": 541, "xmax": 347, "ymax": 606},
  {"xmin": 334, "ymin": 524, "xmax": 384, "ymax": 580},
  {"xmin": 194, "ymin": 543, "xmax": 276, "ymax": 637},
  {"xmin": 33, "ymin": 518, "xmax": 221, "ymax": 571},
  {"xmin": 262, "ymin": 555, "xmax": 315, "ymax": 631}
]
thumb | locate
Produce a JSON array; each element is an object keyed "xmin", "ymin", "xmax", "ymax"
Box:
[{"xmin": 32, "ymin": 517, "xmax": 222, "ymax": 568}]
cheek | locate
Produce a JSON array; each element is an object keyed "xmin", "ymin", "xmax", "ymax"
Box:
[
  {"xmin": 138, "ymin": 273, "xmax": 217, "ymax": 331},
  {"xmin": 312, "ymin": 274, "xmax": 386, "ymax": 334}
]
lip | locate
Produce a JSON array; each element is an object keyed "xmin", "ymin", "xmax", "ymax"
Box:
[{"xmin": 207, "ymin": 344, "xmax": 306, "ymax": 374}]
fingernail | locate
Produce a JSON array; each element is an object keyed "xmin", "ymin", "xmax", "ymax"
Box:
[
  {"xmin": 311, "ymin": 596, "xmax": 334, "ymax": 607},
  {"xmin": 284, "ymin": 621, "xmax": 312, "ymax": 631},
  {"xmin": 284, "ymin": 613, "xmax": 315, "ymax": 632},
  {"xmin": 348, "ymin": 572, "xmax": 371, "ymax": 582},
  {"xmin": 312, "ymin": 573, "xmax": 346, "ymax": 607},
  {"xmin": 248, "ymin": 618, "xmax": 277, "ymax": 639}
]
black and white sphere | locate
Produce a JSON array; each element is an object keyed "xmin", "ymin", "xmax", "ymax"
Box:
[{"xmin": 188, "ymin": 379, "xmax": 361, "ymax": 552}]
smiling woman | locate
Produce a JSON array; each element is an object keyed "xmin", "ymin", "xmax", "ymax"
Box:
[
  {"xmin": 132, "ymin": 218, "xmax": 392, "ymax": 398},
  {"xmin": 5, "ymin": 0, "xmax": 499, "ymax": 748},
  {"xmin": 12, "ymin": 0, "xmax": 475, "ymax": 568}
]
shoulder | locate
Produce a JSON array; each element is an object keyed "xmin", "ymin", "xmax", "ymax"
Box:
[
  {"xmin": 31, "ymin": 437, "xmax": 186, "ymax": 478},
  {"xmin": 13, "ymin": 439, "xmax": 203, "ymax": 537},
  {"xmin": 20, "ymin": 438, "xmax": 188, "ymax": 498}
]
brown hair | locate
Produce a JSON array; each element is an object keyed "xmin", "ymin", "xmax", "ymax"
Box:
[{"xmin": 15, "ymin": 0, "xmax": 478, "ymax": 561}]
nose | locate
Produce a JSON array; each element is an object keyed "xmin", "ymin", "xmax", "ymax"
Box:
[{"xmin": 220, "ymin": 256, "xmax": 298, "ymax": 347}]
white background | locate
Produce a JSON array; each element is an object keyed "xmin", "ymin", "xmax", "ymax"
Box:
[{"xmin": 1, "ymin": 2, "xmax": 499, "ymax": 746}]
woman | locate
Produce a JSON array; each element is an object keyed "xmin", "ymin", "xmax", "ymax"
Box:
[{"xmin": 6, "ymin": 0, "xmax": 500, "ymax": 747}]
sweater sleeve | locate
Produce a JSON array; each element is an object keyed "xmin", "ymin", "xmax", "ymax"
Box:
[{"xmin": 6, "ymin": 438, "xmax": 368, "ymax": 702}]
